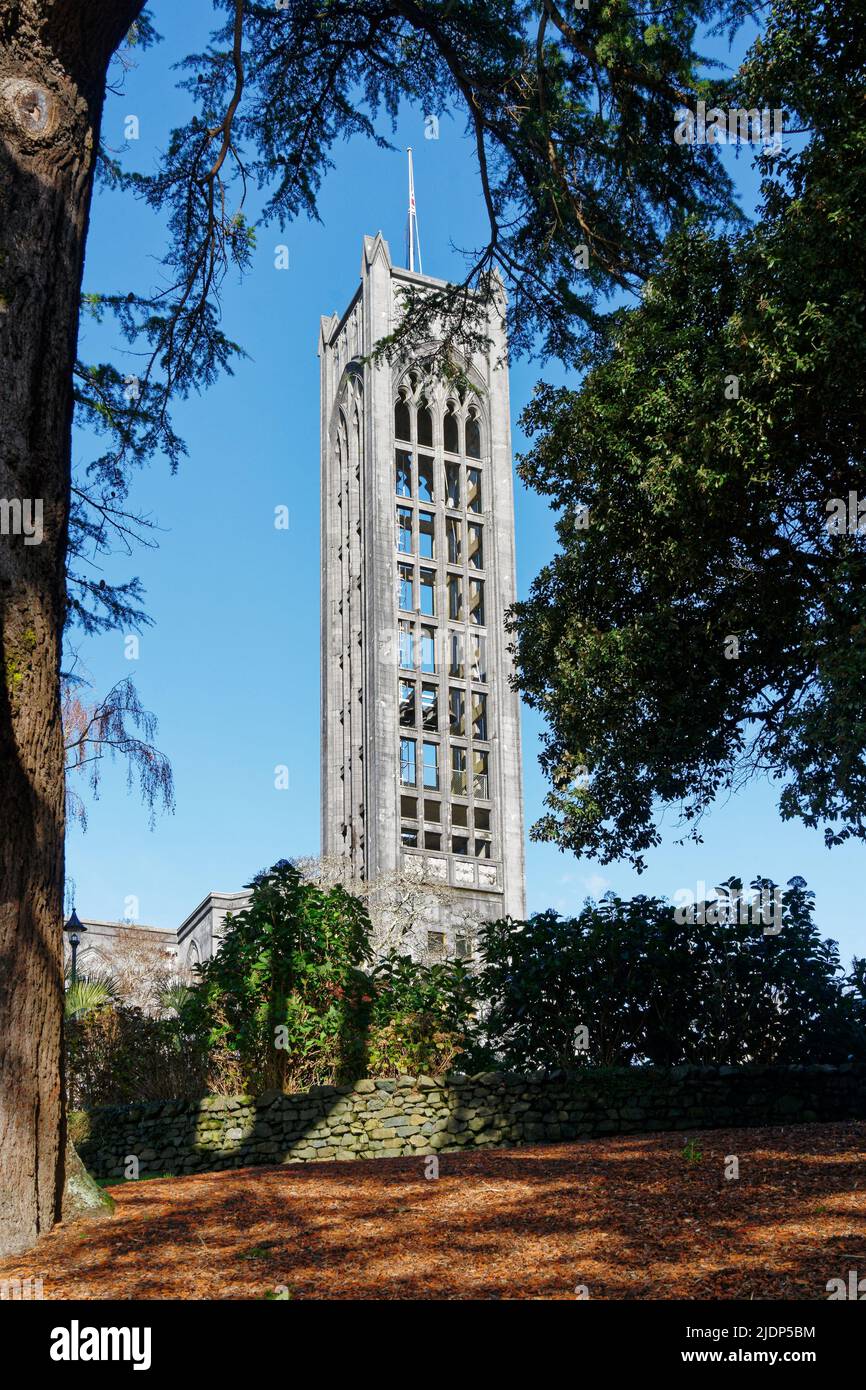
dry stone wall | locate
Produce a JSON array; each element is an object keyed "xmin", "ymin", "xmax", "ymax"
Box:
[{"xmin": 73, "ymin": 1063, "xmax": 866, "ymax": 1180}]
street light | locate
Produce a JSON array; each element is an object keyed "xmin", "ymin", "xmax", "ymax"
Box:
[{"xmin": 64, "ymin": 909, "xmax": 87, "ymax": 984}]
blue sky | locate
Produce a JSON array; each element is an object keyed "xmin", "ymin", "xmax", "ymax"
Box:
[{"xmin": 66, "ymin": 3, "xmax": 864, "ymax": 966}]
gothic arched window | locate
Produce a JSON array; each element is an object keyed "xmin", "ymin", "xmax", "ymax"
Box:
[
  {"xmin": 443, "ymin": 402, "xmax": 459, "ymax": 455},
  {"xmin": 465, "ymin": 405, "xmax": 482, "ymax": 459},
  {"xmin": 417, "ymin": 399, "xmax": 433, "ymax": 448},
  {"xmin": 395, "ymin": 393, "xmax": 411, "ymax": 441}
]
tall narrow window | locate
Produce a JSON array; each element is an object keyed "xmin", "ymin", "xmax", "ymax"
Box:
[
  {"xmin": 395, "ymin": 396, "xmax": 411, "ymax": 441},
  {"xmin": 470, "ymin": 632, "xmax": 487, "ymax": 682},
  {"xmin": 399, "ymin": 621, "xmax": 414, "ymax": 670},
  {"xmin": 399, "ymin": 680, "xmax": 416, "ymax": 726},
  {"xmin": 469, "ymin": 578, "xmax": 484, "ymax": 625},
  {"xmin": 472, "ymin": 691, "xmax": 488, "ymax": 741},
  {"xmin": 395, "ymin": 450, "xmax": 412, "ymax": 498},
  {"xmin": 398, "ymin": 563, "xmax": 414, "ymax": 611},
  {"xmin": 421, "ymin": 626, "xmax": 436, "ymax": 674},
  {"xmin": 448, "ymin": 574, "xmax": 463, "ymax": 621},
  {"xmin": 400, "ymin": 738, "xmax": 417, "ymax": 785},
  {"xmin": 449, "ymin": 687, "xmax": 465, "ymax": 736},
  {"xmin": 468, "ymin": 522, "xmax": 483, "ymax": 569},
  {"xmin": 446, "ymin": 516, "xmax": 462, "ymax": 565},
  {"xmin": 420, "ymin": 567, "xmax": 435, "ymax": 617},
  {"xmin": 473, "ymin": 748, "xmax": 489, "ymax": 798},
  {"xmin": 419, "ymin": 511, "xmax": 435, "ymax": 559},
  {"xmin": 397, "ymin": 506, "xmax": 412, "ymax": 554},
  {"xmin": 449, "ymin": 631, "xmax": 465, "ymax": 678},
  {"xmin": 445, "ymin": 461, "xmax": 461, "ymax": 509},
  {"xmin": 422, "ymin": 741, "xmax": 439, "ymax": 789},
  {"xmin": 421, "ymin": 683, "xmax": 438, "ymax": 731},
  {"xmin": 444, "ymin": 403, "xmax": 459, "ymax": 454},
  {"xmin": 417, "ymin": 400, "xmax": 433, "ymax": 448},
  {"xmin": 418, "ymin": 454, "xmax": 435, "ymax": 503},
  {"xmin": 451, "ymin": 746, "xmax": 467, "ymax": 796},
  {"xmin": 467, "ymin": 467, "xmax": 482, "ymax": 513},
  {"xmin": 466, "ymin": 406, "xmax": 482, "ymax": 458}
]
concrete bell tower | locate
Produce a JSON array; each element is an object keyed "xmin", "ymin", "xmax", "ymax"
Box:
[{"xmin": 319, "ymin": 232, "xmax": 525, "ymax": 958}]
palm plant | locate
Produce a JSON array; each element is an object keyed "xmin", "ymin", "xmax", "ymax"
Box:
[{"xmin": 64, "ymin": 971, "xmax": 117, "ymax": 1020}]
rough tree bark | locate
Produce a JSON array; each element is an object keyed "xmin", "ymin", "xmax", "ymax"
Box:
[{"xmin": 0, "ymin": 0, "xmax": 143, "ymax": 1257}]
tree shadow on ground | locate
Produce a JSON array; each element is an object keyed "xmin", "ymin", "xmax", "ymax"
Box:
[{"xmin": 2, "ymin": 1121, "xmax": 864, "ymax": 1300}]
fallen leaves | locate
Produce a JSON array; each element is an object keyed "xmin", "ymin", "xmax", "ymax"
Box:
[{"xmin": 1, "ymin": 1121, "xmax": 864, "ymax": 1300}]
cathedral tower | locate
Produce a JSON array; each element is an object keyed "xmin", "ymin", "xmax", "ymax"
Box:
[{"xmin": 319, "ymin": 233, "xmax": 525, "ymax": 956}]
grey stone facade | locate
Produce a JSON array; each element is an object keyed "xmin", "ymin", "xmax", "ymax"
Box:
[
  {"xmin": 73, "ymin": 891, "xmax": 252, "ymax": 980},
  {"xmin": 319, "ymin": 234, "xmax": 526, "ymax": 955}
]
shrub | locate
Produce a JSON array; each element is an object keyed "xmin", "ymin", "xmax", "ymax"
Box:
[
  {"xmin": 186, "ymin": 859, "xmax": 374, "ymax": 1092},
  {"xmin": 366, "ymin": 951, "xmax": 478, "ymax": 1076},
  {"xmin": 65, "ymin": 1003, "xmax": 208, "ymax": 1108}
]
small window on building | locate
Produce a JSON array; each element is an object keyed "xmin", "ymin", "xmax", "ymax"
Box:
[
  {"xmin": 419, "ymin": 510, "xmax": 435, "ymax": 559},
  {"xmin": 424, "ymin": 830, "xmax": 442, "ymax": 851},
  {"xmin": 395, "ymin": 449, "xmax": 412, "ymax": 498},
  {"xmin": 401, "ymin": 794, "xmax": 418, "ymax": 820},
  {"xmin": 445, "ymin": 461, "xmax": 461, "ymax": 509},
  {"xmin": 475, "ymin": 837, "xmax": 491, "ymax": 859},
  {"xmin": 399, "ymin": 621, "xmax": 415, "ymax": 670},
  {"xmin": 467, "ymin": 467, "xmax": 482, "ymax": 513},
  {"xmin": 452, "ymin": 834, "xmax": 469, "ymax": 856},
  {"xmin": 401, "ymin": 826, "xmax": 419, "ymax": 847},
  {"xmin": 449, "ymin": 687, "xmax": 465, "ymax": 736},
  {"xmin": 395, "ymin": 395, "xmax": 411, "ymax": 442},
  {"xmin": 474, "ymin": 806, "xmax": 490, "ymax": 831},
  {"xmin": 444, "ymin": 403, "xmax": 459, "ymax": 455},
  {"xmin": 455, "ymin": 934, "xmax": 471, "ymax": 960},
  {"xmin": 399, "ymin": 679, "xmax": 416, "ymax": 726},
  {"xmin": 422, "ymin": 740, "xmax": 439, "ymax": 790},
  {"xmin": 427, "ymin": 930, "xmax": 446, "ymax": 958},
  {"xmin": 424, "ymin": 799, "xmax": 441, "ymax": 823},
  {"xmin": 398, "ymin": 563, "xmax": 414, "ymax": 611},
  {"xmin": 449, "ymin": 631, "xmax": 465, "ymax": 679},
  {"xmin": 470, "ymin": 633, "xmax": 487, "ymax": 682},
  {"xmin": 417, "ymin": 400, "xmax": 433, "ymax": 448},
  {"xmin": 446, "ymin": 516, "xmax": 462, "ymax": 565},
  {"xmin": 469, "ymin": 578, "xmax": 484, "ymax": 626},
  {"xmin": 418, "ymin": 454, "xmax": 435, "ymax": 503},
  {"xmin": 468, "ymin": 522, "xmax": 483, "ymax": 569},
  {"xmin": 466, "ymin": 406, "xmax": 482, "ymax": 458},
  {"xmin": 419, "ymin": 568, "xmax": 435, "ymax": 617},
  {"xmin": 451, "ymin": 746, "xmax": 467, "ymax": 796},
  {"xmin": 421, "ymin": 683, "xmax": 438, "ymax": 731},
  {"xmin": 472, "ymin": 691, "xmax": 488, "ymax": 741},
  {"xmin": 397, "ymin": 506, "xmax": 412, "ymax": 554},
  {"xmin": 421, "ymin": 626, "xmax": 436, "ymax": 673},
  {"xmin": 400, "ymin": 738, "xmax": 417, "ymax": 785},
  {"xmin": 452, "ymin": 802, "xmax": 468, "ymax": 827},
  {"xmin": 473, "ymin": 748, "xmax": 489, "ymax": 799},
  {"xmin": 448, "ymin": 573, "xmax": 463, "ymax": 621}
]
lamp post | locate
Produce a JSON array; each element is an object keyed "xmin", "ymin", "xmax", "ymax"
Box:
[{"xmin": 64, "ymin": 909, "xmax": 87, "ymax": 984}]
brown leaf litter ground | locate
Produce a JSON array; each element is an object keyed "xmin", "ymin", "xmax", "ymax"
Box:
[{"xmin": 2, "ymin": 1122, "xmax": 864, "ymax": 1300}]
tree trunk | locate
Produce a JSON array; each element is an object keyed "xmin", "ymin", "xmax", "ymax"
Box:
[{"xmin": 0, "ymin": 0, "xmax": 143, "ymax": 1257}]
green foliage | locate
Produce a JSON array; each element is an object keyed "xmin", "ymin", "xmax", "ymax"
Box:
[
  {"xmin": 64, "ymin": 971, "xmax": 118, "ymax": 1021},
  {"xmin": 510, "ymin": 2, "xmax": 866, "ymax": 866},
  {"xmin": 367, "ymin": 951, "xmax": 478, "ymax": 1077},
  {"xmin": 65, "ymin": 1004, "xmax": 208, "ymax": 1109},
  {"xmin": 187, "ymin": 860, "xmax": 374, "ymax": 1092},
  {"xmin": 476, "ymin": 877, "xmax": 866, "ymax": 1070},
  {"xmin": 682, "ymin": 1140, "xmax": 703, "ymax": 1164}
]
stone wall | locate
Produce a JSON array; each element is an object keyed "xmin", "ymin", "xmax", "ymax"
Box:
[{"xmin": 73, "ymin": 1063, "xmax": 866, "ymax": 1180}]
